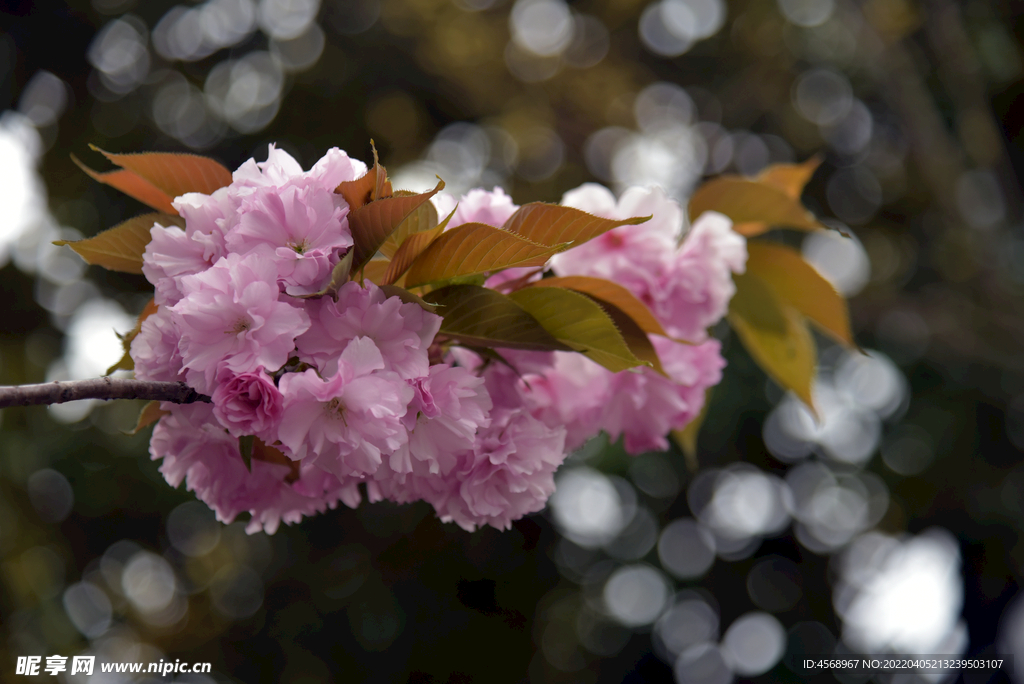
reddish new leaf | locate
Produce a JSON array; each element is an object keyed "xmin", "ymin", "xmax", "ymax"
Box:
[
  {"xmin": 347, "ymin": 180, "xmax": 444, "ymax": 275},
  {"xmin": 73, "ymin": 155, "xmax": 176, "ymax": 214},
  {"xmin": 336, "ymin": 142, "xmax": 391, "ymax": 211},
  {"xmin": 93, "ymin": 146, "xmax": 233, "ymax": 200}
]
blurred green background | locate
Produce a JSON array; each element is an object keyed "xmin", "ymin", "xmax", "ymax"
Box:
[{"xmin": 1, "ymin": 0, "xmax": 1024, "ymax": 682}]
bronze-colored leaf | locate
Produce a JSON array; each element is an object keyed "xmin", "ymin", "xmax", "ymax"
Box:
[
  {"xmin": 507, "ymin": 287, "xmax": 646, "ymax": 373},
  {"xmin": 107, "ymin": 297, "xmax": 159, "ymax": 374},
  {"xmin": 689, "ymin": 177, "xmax": 825, "ymax": 237},
  {"xmin": 250, "ymin": 437, "xmax": 300, "ymax": 483},
  {"xmin": 745, "ymin": 241, "xmax": 854, "ymax": 347},
  {"xmin": 347, "ymin": 179, "xmax": 444, "ymax": 275},
  {"xmin": 336, "ymin": 142, "xmax": 392, "ymax": 211},
  {"xmin": 502, "ymin": 203, "xmax": 651, "ymax": 248},
  {"xmin": 380, "ymin": 195, "xmax": 439, "ymax": 258},
  {"xmin": 92, "ymin": 146, "xmax": 233, "ymax": 199},
  {"xmin": 360, "ymin": 260, "xmax": 390, "ymax": 284},
  {"xmin": 381, "ymin": 205, "xmax": 457, "ymax": 286},
  {"xmin": 728, "ymin": 271, "xmax": 817, "ymax": 412},
  {"xmin": 55, "ymin": 213, "xmax": 184, "ymax": 274},
  {"xmin": 127, "ymin": 400, "xmax": 169, "ymax": 435},
  {"xmin": 403, "ymin": 223, "xmax": 565, "ymax": 288},
  {"xmin": 382, "ymin": 224, "xmax": 444, "ymax": 285},
  {"xmin": 423, "ymin": 284, "xmax": 570, "ymax": 352},
  {"xmin": 671, "ymin": 386, "xmax": 712, "ymax": 473},
  {"xmin": 755, "ymin": 156, "xmax": 822, "ymax": 199}
]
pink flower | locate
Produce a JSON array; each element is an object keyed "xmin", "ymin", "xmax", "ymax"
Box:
[
  {"xmin": 226, "ymin": 180, "xmax": 352, "ymax": 295},
  {"xmin": 553, "ymin": 184, "xmax": 745, "ymax": 342},
  {"xmin": 130, "ymin": 308, "xmax": 184, "ymax": 383},
  {"xmin": 170, "ymin": 252, "xmax": 310, "ymax": 394},
  {"xmin": 142, "ymin": 190, "xmax": 238, "ymax": 306},
  {"xmin": 276, "ymin": 337, "xmax": 414, "ymax": 477},
  {"xmin": 369, "ymin": 407, "xmax": 567, "ymax": 531},
  {"xmin": 142, "ymin": 223, "xmax": 211, "ymax": 307},
  {"xmin": 508, "ymin": 351, "xmax": 610, "ymax": 451},
  {"xmin": 449, "ymin": 187, "xmax": 519, "ymax": 228},
  {"xmin": 658, "ymin": 210, "xmax": 747, "ymax": 342},
  {"xmin": 231, "ymin": 145, "xmax": 366, "ymax": 194},
  {"xmin": 231, "ymin": 144, "xmax": 306, "ymax": 189},
  {"xmin": 307, "ymin": 147, "xmax": 368, "ymax": 190},
  {"xmin": 150, "ymin": 403, "xmax": 336, "ymax": 535},
  {"xmin": 436, "ymin": 408, "xmax": 567, "ymax": 531},
  {"xmin": 388, "ymin": 364, "xmax": 493, "ymax": 476},
  {"xmin": 211, "ymin": 368, "xmax": 284, "ymax": 438},
  {"xmin": 296, "ymin": 280, "xmax": 441, "ymax": 380}
]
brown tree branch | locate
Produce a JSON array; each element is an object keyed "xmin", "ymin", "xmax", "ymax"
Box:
[{"xmin": 0, "ymin": 378, "xmax": 211, "ymax": 409}]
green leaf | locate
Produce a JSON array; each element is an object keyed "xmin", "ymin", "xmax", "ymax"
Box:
[
  {"xmin": 403, "ymin": 223, "xmax": 565, "ymax": 288},
  {"xmin": 593, "ymin": 299, "xmax": 667, "ymax": 376},
  {"xmin": 423, "ymin": 284, "xmax": 570, "ymax": 352},
  {"xmin": 126, "ymin": 400, "xmax": 169, "ymax": 435},
  {"xmin": 55, "ymin": 213, "xmax": 184, "ymax": 274},
  {"xmin": 507, "ymin": 287, "xmax": 646, "ymax": 373},
  {"xmin": 502, "ymin": 203, "xmax": 651, "ymax": 248},
  {"xmin": 239, "ymin": 435, "xmax": 255, "ymax": 472},
  {"xmin": 530, "ymin": 275, "xmax": 683, "ymax": 341},
  {"xmin": 689, "ymin": 177, "xmax": 825, "ymax": 237},
  {"xmin": 745, "ymin": 241, "xmax": 854, "ymax": 347},
  {"xmin": 378, "ymin": 284, "xmax": 438, "ymax": 313},
  {"xmin": 728, "ymin": 271, "xmax": 817, "ymax": 413},
  {"xmin": 347, "ymin": 179, "xmax": 444, "ymax": 275},
  {"xmin": 107, "ymin": 297, "xmax": 159, "ymax": 374},
  {"xmin": 380, "ymin": 195, "xmax": 439, "ymax": 258}
]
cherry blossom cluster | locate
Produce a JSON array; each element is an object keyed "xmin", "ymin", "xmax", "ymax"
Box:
[{"xmin": 132, "ymin": 146, "xmax": 744, "ymax": 535}]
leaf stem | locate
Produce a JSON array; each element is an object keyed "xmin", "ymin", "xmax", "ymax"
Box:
[{"xmin": 0, "ymin": 378, "xmax": 211, "ymax": 409}]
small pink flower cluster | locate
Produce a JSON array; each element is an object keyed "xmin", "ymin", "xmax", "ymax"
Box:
[{"xmin": 133, "ymin": 146, "xmax": 744, "ymax": 535}]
